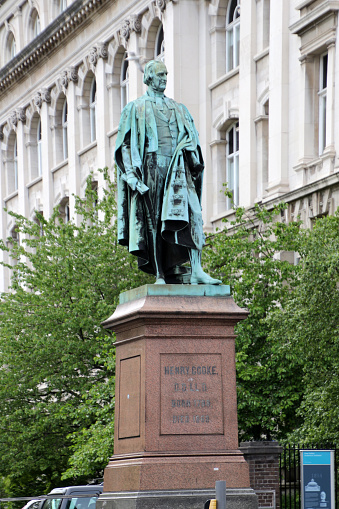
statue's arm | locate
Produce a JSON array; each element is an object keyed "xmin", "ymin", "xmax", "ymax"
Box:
[
  {"xmin": 178, "ymin": 104, "xmax": 205, "ymax": 177},
  {"xmin": 121, "ymin": 133, "xmax": 139, "ymax": 191}
]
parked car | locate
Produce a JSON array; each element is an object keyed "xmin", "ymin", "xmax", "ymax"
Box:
[
  {"xmin": 40, "ymin": 485, "xmax": 103, "ymax": 509},
  {"xmin": 21, "ymin": 500, "xmax": 42, "ymax": 509}
]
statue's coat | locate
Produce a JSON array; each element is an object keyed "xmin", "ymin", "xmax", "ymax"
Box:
[{"xmin": 115, "ymin": 93, "xmax": 205, "ymax": 274}]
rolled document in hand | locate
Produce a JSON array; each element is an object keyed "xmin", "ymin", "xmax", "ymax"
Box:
[{"xmin": 121, "ymin": 173, "xmax": 149, "ymax": 195}]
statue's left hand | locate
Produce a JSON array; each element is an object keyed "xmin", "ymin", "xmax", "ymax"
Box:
[{"xmin": 126, "ymin": 175, "xmax": 139, "ymax": 191}]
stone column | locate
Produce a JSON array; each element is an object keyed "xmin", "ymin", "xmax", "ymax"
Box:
[
  {"xmin": 67, "ymin": 77, "xmax": 81, "ymax": 223},
  {"xmin": 265, "ymin": 1, "xmax": 290, "ymax": 199},
  {"xmin": 197, "ymin": 0, "xmax": 213, "ymax": 231},
  {"xmin": 40, "ymin": 90, "xmax": 54, "ymax": 219},
  {"xmin": 163, "ymin": 0, "xmax": 200, "ymax": 121},
  {"xmin": 240, "ymin": 441, "xmax": 283, "ymax": 509},
  {"xmin": 16, "ymin": 112, "xmax": 28, "ymax": 219},
  {"xmin": 324, "ymin": 40, "xmax": 336, "ymax": 154},
  {"xmin": 95, "ymin": 47, "xmax": 110, "ymax": 191},
  {"xmin": 126, "ymin": 27, "xmax": 144, "ymax": 101},
  {"xmin": 238, "ymin": 0, "xmax": 257, "ymax": 207},
  {"xmin": 0, "ymin": 127, "xmax": 7, "ymax": 293}
]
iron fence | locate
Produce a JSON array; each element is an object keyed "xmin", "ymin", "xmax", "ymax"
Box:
[{"xmin": 280, "ymin": 444, "xmax": 338, "ymax": 509}]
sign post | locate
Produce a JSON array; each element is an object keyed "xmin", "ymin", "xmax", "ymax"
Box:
[{"xmin": 300, "ymin": 450, "xmax": 335, "ymax": 509}]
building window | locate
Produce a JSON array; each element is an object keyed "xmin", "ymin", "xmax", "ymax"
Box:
[
  {"xmin": 33, "ymin": 15, "xmax": 41, "ymax": 37},
  {"xmin": 6, "ymin": 32, "xmax": 16, "ymax": 62},
  {"xmin": 121, "ymin": 53, "xmax": 129, "ymax": 110},
  {"xmin": 90, "ymin": 78, "xmax": 97, "ymax": 143},
  {"xmin": 29, "ymin": 9, "xmax": 41, "ymax": 39},
  {"xmin": 60, "ymin": 0, "xmax": 67, "ymax": 12},
  {"xmin": 62, "ymin": 100, "xmax": 68, "ymax": 160},
  {"xmin": 14, "ymin": 137, "xmax": 18, "ymax": 191},
  {"xmin": 226, "ymin": 0, "xmax": 240, "ymax": 72},
  {"xmin": 318, "ymin": 52, "xmax": 328, "ymax": 155},
  {"xmin": 226, "ymin": 121, "xmax": 239, "ymax": 209},
  {"xmin": 59, "ymin": 198, "xmax": 70, "ymax": 223},
  {"xmin": 155, "ymin": 25, "xmax": 165, "ymax": 62},
  {"xmin": 37, "ymin": 119, "xmax": 42, "ymax": 176}
]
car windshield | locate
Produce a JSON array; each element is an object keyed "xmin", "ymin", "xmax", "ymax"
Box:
[
  {"xmin": 66, "ymin": 497, "xmax": 97, "ymax": 509},
  {"xmin": 42, "ymin": 499, "xmax": 62, "ymax": 509}
]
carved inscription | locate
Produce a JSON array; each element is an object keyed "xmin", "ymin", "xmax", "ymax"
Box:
[{"xmin": 160, "ymin": 353, "xmax": 223, "ymax": 435}]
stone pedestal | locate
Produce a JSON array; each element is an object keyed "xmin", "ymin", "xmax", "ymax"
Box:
[{"xmin": 98, "ymin": 285, "xmax": 257, "ymax": 509}]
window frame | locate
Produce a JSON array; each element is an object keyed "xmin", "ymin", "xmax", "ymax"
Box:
[
  {"xmin": 155, "ymin": 25, "xmax": 165, "ymax": 62},
  {"xmin": 120, "ymin": 53, "xmax": 129, "ymax": 110},
  {"xmin": 90, "ymin": 78, "xmax": 97, "ymax": 143},
  {"xmin": 37, "ymin": 119, "xmax": 42, "ymax": 176},
  {"xmin": 62, "ymin": 100, "xmax": 68, "ymax": 161},
  {"xmin": 318, "ymin": 52, "xmax": 328, "ymax": 155},
  {"xmin": 226, "ymin": 0, "xmax": 240, "ymax": 73},
  {"xmin": 14, "ymin": 137, "xmax": 18, "ymax": 191},
  {"xmin": 226, "ymin": 121, "xmax": 239, "ymax": 210}
]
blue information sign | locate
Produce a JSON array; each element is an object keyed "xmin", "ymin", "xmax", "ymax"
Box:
[{"xmin": 301, "ymin": 450, "xmax": 335, "ymax": 509}]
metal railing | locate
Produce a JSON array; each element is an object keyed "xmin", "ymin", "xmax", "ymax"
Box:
[{"xmin": 280, "ymin": 444, "xmax": 338, "ymax": 509}]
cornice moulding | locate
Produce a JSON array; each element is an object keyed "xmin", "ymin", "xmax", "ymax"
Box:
[
  {"xmin": 0, "ymin": 0, "xmax": 110, "ymax": 96},
  {"xmin": 290, "ymin": 1, "xmax": 339, "ymax": 35}
]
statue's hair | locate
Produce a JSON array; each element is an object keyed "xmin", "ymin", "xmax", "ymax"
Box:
[{"xmin": 143, "ymin": 60, "xmax": 167, "ymax": 85}]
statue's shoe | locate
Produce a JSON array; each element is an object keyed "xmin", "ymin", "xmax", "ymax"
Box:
[
  {"xmin": 155, "ymin": 277, "xmax": 166, "ymax": 285},
  {"xmin": 191, "ymin": 272, "xmax": 222, "ymax": 285}
]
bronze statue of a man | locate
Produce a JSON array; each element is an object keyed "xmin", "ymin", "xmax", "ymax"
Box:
[{"xmin": 115, "ymin": 60, "xmax": 221, "ymax": 285}]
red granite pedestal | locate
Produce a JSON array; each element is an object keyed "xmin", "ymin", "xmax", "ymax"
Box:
[{"xmin": 97, "ymin": 285, "xmax": 258, "ymax": 509}]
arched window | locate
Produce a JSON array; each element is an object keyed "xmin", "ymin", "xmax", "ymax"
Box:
[
  {"xmin": 33, "ymin": 14, "xmax": 41, "ymax": 38},
  {"xmin": 226, "ymin": 0, "xmax": 240, "ymax": 72},
  {"xmin": 121, "ymin": 53, "xmax": 129, "ymax": 110},
  {"xmin": 14, "ymin": 137, "xmax": 18, "ymax": 191},
  {"xmin": 62, "ymin": 100, "xmax": 68, "ymax": 160},
  {"xmin": 7, "ymin": 32, "xmax": 16, "ymax": 62},
  {"xmin": 155, "ymin": 25, "xmax": 165, "ymax": 62},
  {"xmin": 90, "ymin": 78, "xmax": 97, "ymax": 142},
  {"xmin": 37, "ymin": 119, "xmax": 42, "ymax": 176},
  {"xmin": 59, "ymin": 198, "xmax": 70, "ymax": 223},
  {"xmin": 226, "ymin": 121, "xmax": 239, "ymax": 209}
]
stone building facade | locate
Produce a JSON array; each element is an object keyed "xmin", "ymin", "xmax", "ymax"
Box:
[{"xmin": 1, "ymin": 0, "xmax": 339, "ymax": 290}]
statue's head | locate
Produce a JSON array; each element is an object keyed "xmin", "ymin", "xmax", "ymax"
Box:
[{"xmin": 143, "ymin": 60, "xmax": 168, "ymax": 92}]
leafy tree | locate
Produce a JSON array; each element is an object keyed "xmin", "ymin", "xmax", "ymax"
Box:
[
  {"xmin": 268, "ymin": 212, "xmax": 339, "ymax": 444},
  {"xmin": 204, "ymin": 202, "xmax": 305, "ymax": 441},
  {"xmin": 0, "ymin": 168, "xmax": 151, "ymax": 496}
]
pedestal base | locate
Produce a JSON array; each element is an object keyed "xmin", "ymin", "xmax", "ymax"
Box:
[
  {"xmin": 97, "ymin": 488, "xmax": 258, "ymax": 509},
  {"xmin": 102, "ymin": 285, "xmax": 250, "ymax": 494},
  {"xmin": 104, "ymin": 453, "xmax": 250, "ymax": 491}
]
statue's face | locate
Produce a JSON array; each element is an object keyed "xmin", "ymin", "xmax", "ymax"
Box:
[{"xmin": 150, "ymin": 63, "xmax": 168, "ymax": 92}]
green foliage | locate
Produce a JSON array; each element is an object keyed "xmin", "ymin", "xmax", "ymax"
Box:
[
  {"xmin": 0, "ymin": 168, "xmax": 151, "ymax": 496},
  {"xmin": 205, "ymin": 202, "xmax": 305, "ymax": 441},
  {"xmin": 268, "ymin": 212, "xmax": 339, "ymax": 444}
]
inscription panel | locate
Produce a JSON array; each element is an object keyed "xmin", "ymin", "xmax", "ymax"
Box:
[{"xmin": 160, "ymin": 353, "xmax": 223, "ymax": 435}]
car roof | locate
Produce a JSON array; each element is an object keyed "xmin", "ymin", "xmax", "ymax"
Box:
[{"xmin": 48, "ymin": 486, "xmax": 103, "ymax": 496}]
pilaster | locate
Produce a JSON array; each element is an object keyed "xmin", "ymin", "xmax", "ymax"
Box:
[
  {"xmin": 95, "ymin": 52, "xmax": 111, "ymax": 190},
  {"xmin": 266, "ymin": 1, "xmax": 290, "ymax": 198},
  {"xmin": 324, "ymin": 41, "xmax": 336, "ymax": 154},
  {"xmin": 67, "ymin": 80, "xmax": 81, "ymax": 223},
  {"xmin": 41, "ymin": 94, "xmax": 54, "ymax": 219},
  {"xmin": 0, "ymin": 129, "xmax": 6, "ymax": 293},
  {"xmin": 239, "ymin": 0, "xmax": 257, "ymax": 207},
  {"xmin": 163, "ymin": 0, "xmax": 200, "ymax": 121},
  {"xmin": 16, "ymin": 116, "xmax": 28, "ymax": 218},
  {"xmin": 126, "ymin": 30, "xmax": 144, "ymax": 101}
]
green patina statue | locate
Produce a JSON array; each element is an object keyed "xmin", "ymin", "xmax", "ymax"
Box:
[{"xmin": 115, "ymin": 60, "xmax": 221, "ymax": 285}]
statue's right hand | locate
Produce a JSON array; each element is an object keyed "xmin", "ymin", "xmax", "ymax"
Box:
[{"xmin": 126, "ymin": 175, "xmax": 139, "ymax": 191}]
